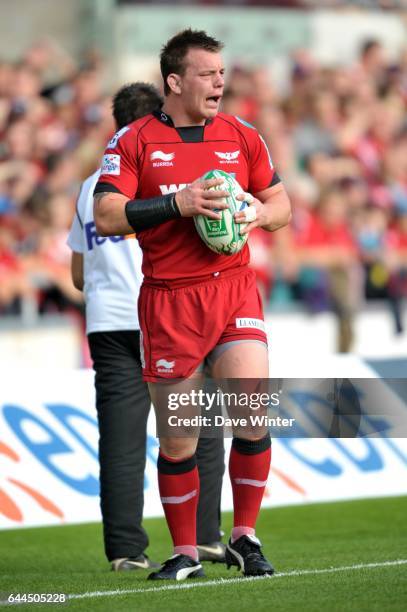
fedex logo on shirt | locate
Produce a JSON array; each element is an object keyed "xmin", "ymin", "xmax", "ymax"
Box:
[{"xmin": 85, "ymin": 221, "xmax": 125, "ymax": 250}]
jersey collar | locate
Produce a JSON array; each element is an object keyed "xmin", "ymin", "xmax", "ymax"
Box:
[{"xmin": 152, "ymin": 109, "xmax": 213, "ymax": 128}]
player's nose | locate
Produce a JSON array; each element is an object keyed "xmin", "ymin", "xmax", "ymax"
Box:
[{"xmin": 214, "ymin": 72, "xmax": 225, "ymax": 88}]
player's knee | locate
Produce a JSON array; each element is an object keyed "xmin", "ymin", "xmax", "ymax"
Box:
[{"xmin": 159, "ymin": 437, "xmax": 197, "ymax": 460}]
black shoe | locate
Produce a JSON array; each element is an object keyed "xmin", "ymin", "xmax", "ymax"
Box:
[
  {"xmin": 197, "ymin": 541, "xmax": 226, "ymax": 563},
  {"xmin": 225, "ymin": 535, "xmax": 274, "ymax": 576},
  {"xmin": 148, "ymin": 554, "xmax": 204, "ymax": 581},
  {"xmin": 111, "ymin": 554, "xmax": 160, "ymax": 571}
]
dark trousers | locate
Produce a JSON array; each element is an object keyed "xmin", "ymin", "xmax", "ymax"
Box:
[{"xmin": 88, "ymin": 330, "xmax": 224, "ymax": 561}]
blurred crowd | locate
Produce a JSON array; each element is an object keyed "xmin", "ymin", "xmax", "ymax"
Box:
[
  {"xmin": 224, "ymin": 38, "xmax": 407, "ymax": 350},
  {"xmin": 0, "ymin": 37, "xmax": 406, "ymax": 351},
  {"xmin": 0, "ymin": 41, "xmax": 114, "ymax": 322}
]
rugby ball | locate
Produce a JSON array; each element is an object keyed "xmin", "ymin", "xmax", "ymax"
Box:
[{"xmin": 194, "ymin": 169, "xmax": 249, "ymax": 256}]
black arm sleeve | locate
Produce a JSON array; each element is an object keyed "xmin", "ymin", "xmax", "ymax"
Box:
[{"xmin": 125, "ymin": 193, "xmax": 181, "ymax": 233}]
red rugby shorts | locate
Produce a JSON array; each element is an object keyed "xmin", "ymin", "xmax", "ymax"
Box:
[{"xmin": 138, "ymin": 267, "xmax": 267, "ymax": 382}]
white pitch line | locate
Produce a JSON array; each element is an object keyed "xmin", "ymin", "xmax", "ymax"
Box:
[
  {"xmin": 1, "ymin": 560, "xmax": 406, "ymax": 606},
  {"xmin": 67, "ymin": 559, "xmax": 407, "ymax": 602}
]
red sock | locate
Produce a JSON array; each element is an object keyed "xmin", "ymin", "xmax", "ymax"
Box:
[
  {"xmin": 229, "ymin": 436, "xmax": 271, "ymax": 533},
  {"xmin": 158, "ymin": 451, "xmax": 199, "ymax": 559}
]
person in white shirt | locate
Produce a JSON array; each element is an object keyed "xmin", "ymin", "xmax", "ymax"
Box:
[{"xmin": 68, "ymin": 82, "xmax": 225, "ymax": 571}]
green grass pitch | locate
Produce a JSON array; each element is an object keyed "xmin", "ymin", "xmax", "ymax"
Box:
[{"xmin": 1, "ymin": 496, "xmax": 406, "ymax": 611}]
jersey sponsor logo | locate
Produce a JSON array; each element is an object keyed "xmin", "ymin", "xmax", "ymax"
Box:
[
  {"xmin": 150, "ymin": 150, "xmax": 175, "ymax": 167},
  {"xmin": 159, "ymin": 183, "xmax": 187, "ymax": 195},
  {"xmin": 214, "ymin": 150, "xmax": 240, "ymax": 164},
  {"xmin": 156, "ymin": 358, "xmax": 175, "ymax": 373},
  {"xmin": 235, "ymin": 317, "xmax": 266, "ymax": 332},
  {"xmin": 150, "ymin": 151, "xmax": 175, "ymax": 162},
  {"xmin": 101, "ymin": 154, "xmax": 121, "ymax": 175},
  {"xmin": 107, "ymin": 126, "xmax": 130, "ymax": 149}
]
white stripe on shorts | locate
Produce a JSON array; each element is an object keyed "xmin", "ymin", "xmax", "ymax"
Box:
[{"xmin": 161, "ymin": 489, "xmax": 198, "ymax": 504}]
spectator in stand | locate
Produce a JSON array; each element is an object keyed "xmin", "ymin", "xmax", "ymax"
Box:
[
  {"xmin": 23, "ymin": 190, "xmax": 83, "ymax": 314},
  {"xmin": 355, "ymin": 205, "xmax": 407, "ymax": 334},
  {"xmin": 388, "ymin": 212, "xmax": 407, "ymax": 333},
  {"xmin": 358, "ymin": 39, "xmax": 387, "ymax": 84},
  {"xmin": 295, "ymin": 187, "xmax": 360, "ymax": 351},
  {"xmin": 0, "ymin": 217, "xmax": 33, "ymax": 314}
]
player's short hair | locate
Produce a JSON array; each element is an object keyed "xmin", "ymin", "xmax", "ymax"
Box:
[
  {"xmin": 160, "ymin": 29, "xmax": 224, "ymax": 95},
  {"xmin": 112, "ymin": 82, "xmax": 163, "ymax": 129}
]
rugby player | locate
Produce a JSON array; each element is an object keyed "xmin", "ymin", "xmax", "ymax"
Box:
[{"xmin": 94, "ymin": 30, "xmax": 291, "ymax": 580}]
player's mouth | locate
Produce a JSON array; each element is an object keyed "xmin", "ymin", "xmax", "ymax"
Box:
[{"xmin": 206, "ymin": 95, "xmax": 222, "ymax": 106}]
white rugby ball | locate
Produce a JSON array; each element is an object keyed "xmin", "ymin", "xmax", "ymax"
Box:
[{"xmin": 194, "ymin": 169, "xmax": 249, "ymax": 256}]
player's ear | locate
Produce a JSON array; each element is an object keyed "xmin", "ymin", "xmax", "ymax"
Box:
[{"xmin": 167, "ymin": 73, "xmax": 182, "ymax": 95}]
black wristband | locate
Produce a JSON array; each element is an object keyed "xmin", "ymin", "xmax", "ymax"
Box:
[{"xmin": 125, "ymin": 193, "xmax": 181, "ymax": 232}]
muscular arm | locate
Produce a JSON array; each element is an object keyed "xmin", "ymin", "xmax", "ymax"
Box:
[
  {"xmin": 235, "ymin": 183, "xmax": 292, "ymax": 235},
  {"xmin": 94, "ymin": 192, "xmax": 134, "ymax": 237},
  {"xmin": 256, "ymin": 183, "xmax": 292, "ymax": 232}
]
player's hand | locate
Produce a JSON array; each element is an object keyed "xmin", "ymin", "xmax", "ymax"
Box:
[
  {"xmin": 175, "ymin": 178, "xmax": 229, "ymax": 219},
  {"xmin": 234, "ymin": 192, "xmax": 264, "ymax": 235}
]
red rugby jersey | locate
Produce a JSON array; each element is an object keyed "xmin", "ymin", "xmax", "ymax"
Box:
[{"xmin": 95, "ymin": 110, "xmax": 279, "ymax": 282}]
